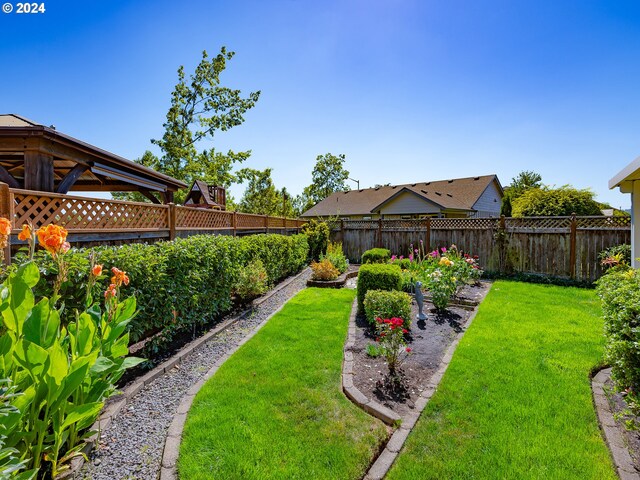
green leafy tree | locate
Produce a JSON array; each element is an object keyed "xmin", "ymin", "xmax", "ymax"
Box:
[
  {"xmin": 121, "ymin": 47, "xmax": 260, "ymax": 203},
  {"xmin": 238, "ymin": 168, "xmax": 281, "ymax": 215},
  {"xmin": 302, "ymin": 153, "xmax": 350, "ymax": 212},
  {"xmin": 501, "ymin": 170, "xmax": 543, "ymax": 216},
  {"xmin": 511, "ymin": 186, "xmax": 602, "ymax": 217}
]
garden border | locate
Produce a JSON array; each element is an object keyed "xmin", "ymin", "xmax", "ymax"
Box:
[
  {"xmin": 592, "ymin": 368, "xmax": 640, "ymax": 480},
  {"xmin": 342, "ymin": 298, "xmax": 481, "ymax": 480},
  {"xmin": 64, "ymin": 267, "xmax": 310, "ymax": 479},
  {"xmin": 158, "ymin": 267, "xmax": 311, "ymax": 480}
]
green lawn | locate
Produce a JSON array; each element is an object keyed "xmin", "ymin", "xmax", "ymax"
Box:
[
  {"xmin": 387, "ymin": 281, "xmax": 616, "ymax": 480},
  {"xmin": 178, "ymin": 288, "xmax": 387, "ymax": 480}
]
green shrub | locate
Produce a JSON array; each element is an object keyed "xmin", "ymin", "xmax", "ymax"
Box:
[
  {"xmin": 391, "ymin": 257, "xmax": 412, "ymax": 270},
  {"xmin": 311, "ymin": 258, "xmax": 340, "ymax": 281},
  {"xmin": 363, "ymin": 289, "xmax": 412, "ymax": 327},
  {"xmin": 357, "ymin": 263, "xmax": 402, "ymax": 312},
  {"xmin": 301, "ymin": 219, "xmax": 330, "ymax": 261},
  {"xmin": 596, "ymin": 269, "xmax": 640, "ymax": 416},
  {"xmin": 234, "ymin": 259, "xmax": 268, "ymax": 301},
  {"xmin": 4, "ymin": 233, "xmax": 309, "ymax": 360},
  {"xmin": 599, "ymin": 244, "xmax": 631, "ymax": 270},
  {"xmin": 361, "ymin": 248, "xmax": 391, "ymax": 264},
  {"xmin": 321, "ymin": 241, "xmax": 348, "ymax": 274}
]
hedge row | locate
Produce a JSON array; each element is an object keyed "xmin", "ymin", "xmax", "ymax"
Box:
[{"xmin": 8, "ymin": 233, "xmax": 308, "ymax": 358}]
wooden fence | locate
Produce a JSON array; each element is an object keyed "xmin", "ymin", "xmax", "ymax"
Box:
[
  {"xmin": 330, "ymin": 216, "xmax": 631, "ymax": 282},
  {"xmin": 0, "ymin": 184, "xmax": 305, "ymax": 261}
]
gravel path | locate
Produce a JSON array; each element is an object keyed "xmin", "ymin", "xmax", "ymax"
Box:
[{"xmin": 78, "ymin": 268, "xmax": 312, "ymax": 480}]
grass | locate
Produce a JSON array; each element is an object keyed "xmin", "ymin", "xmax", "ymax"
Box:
[
  {"xmin": 178, "ymin": 287, "xmax": 387, "ymax": 480},
  {"xmin": 387, "ymin": 280, "xmax": 616, "ymax": 480}
]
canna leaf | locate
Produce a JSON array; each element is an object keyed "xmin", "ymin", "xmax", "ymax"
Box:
[
  {"xmin": 17, "ymin": 262, "xmax": 40, "ymax": 288},
  {"xmin": 61, "ymin": 402, "xmax": 103, "ymax": 431},
  {"xmin": 23, "ymin": 298, "xmax": 60, "ymax": 349}
]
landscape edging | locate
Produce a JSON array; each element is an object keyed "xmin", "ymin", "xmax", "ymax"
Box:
[
  {"xmin": 64, "ymin": 267, "xmax": 310, "ymax": 479},
  {"xmin": 341, "ymin": 298, "xmax": 481, "ymax": 480},
  {"xmin": 592, "ymin": 368, "xmax": 640, "ymax": 480}
]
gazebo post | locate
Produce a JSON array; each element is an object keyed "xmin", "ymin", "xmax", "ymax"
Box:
[{"xmin": 24, "ymin": 150, "xmax": 54, "ymax": 192}]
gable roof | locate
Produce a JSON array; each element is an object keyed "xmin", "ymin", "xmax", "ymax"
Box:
[
  {"xmin": 185, "ymin": 180, "xmax": 225, "ymax": 205},
  {"xmin": 301, "ymin": 174, "xmax": 502, "ymax": 217}
]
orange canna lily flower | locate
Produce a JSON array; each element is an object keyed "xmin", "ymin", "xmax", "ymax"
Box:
[
  {"xmin": 111, "ymin": 267, "xmax": 130, "ymax": 287},
  {"xmin": 17, "ymin": 224, "xmax": 31, "ymax": 241},
  {"xmin": 92, "ymin": 264, "xmax": 103, "ymax": 277},
  {"xmin": 0, "ymin": 217, "xmax": 11, "ymax": 237},
  {"xmin": 36, "ymin": 224, "xmax": 69, "ymax": 255}
]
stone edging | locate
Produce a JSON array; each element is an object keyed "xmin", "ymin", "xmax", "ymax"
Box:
[
  {"xmin": 306, "ymin": 269, "xmax": 358, "ymax": 288},
  {"xmin": 158, "ymin": 269, "xmax": 310, "ymax": 480},
  {"xmin": 592, "ymin": 368, "xmax": 640, "ymax": 480},
  {"xmin": 65, "ymin": 267, "xmax": 310, "ymax": 478},
  {"xmin": 342, "ymin": 299, "xmax": 481, "ymax": 480}
]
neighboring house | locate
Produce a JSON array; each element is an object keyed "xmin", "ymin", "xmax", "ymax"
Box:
[
  {"xmin": 302, "ymin": 174, "xmax": 503, "ymax": 220},
  {"xmin": 183, "ymin": 180, "xmax": 226, "ymax": 210}
]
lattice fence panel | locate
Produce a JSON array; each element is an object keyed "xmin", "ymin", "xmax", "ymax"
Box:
[
  {"xmin": 342, "ymin": 220, "xmax": 378, "ymax": 230},
  {"xmin": 286, "ymin": 218, "xmax": 298, "ymax": 228},
  {"xmin": 236, "ymin": 213, "xmax": 266, "ymax": 229},
  {"xmin": 381, "ymin": 219, "xmax": 427, "ymax": 230},
  {"xmin": 268, "ymin": 216, "xmax": 284, "ymax": 228},
  {"xmin": 431, "ymin": 218, "xmax": 500, "ymax": 230},
  {"xmin": 175, "ymin": 207, "xmax": 232, "ymax": 229},
  {"xmin": 577, "ymin": 216, "xmax": 631, "ymax": 230},
  {"xmin": 504, "ymin": 216, "xmax": 572, "ymax": 231},
  {"xmin": 13, "ymin": 193, "xmax": 169, "ymax": 230}
]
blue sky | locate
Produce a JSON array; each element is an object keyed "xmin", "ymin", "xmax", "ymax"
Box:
[{"xmin": 1, "ymin": 0, "xmax": 639, "ymax": 208}]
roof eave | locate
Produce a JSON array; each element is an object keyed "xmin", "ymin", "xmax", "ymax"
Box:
[{"xmin": 609, "ymin": 156, "xmax": 640, "ymax": 191}]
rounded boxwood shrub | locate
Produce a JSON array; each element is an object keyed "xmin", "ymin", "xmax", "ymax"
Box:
[
  {"xmin": 364, "ymin": 289, "xmax": 412, "ymax": 327},
  {"xmin": 361, "ymin": 248, "xmax": 391, "ymax": 264},
  {"xmin": 357, "ymin": 263, "xmax": 402, "ymax": 312}
]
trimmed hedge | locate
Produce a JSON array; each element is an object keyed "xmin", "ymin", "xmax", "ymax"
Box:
[
  {"xmin": 596, "ymin": 268, "xmax": 640, "ymax": 413},
  {"xmin": 6, "ymin": 233, "xmax": 309, "ymax": 359},
  {"xmin": 363, "ymin": 289, "xmax": 412, "ymax": 327},
  {"xmin": 357, "ymin": 263, "xmax": 402, "ymax": 312},
  {"xmin": 361, "ymin": 248, "xmax": 391, "ymax": 264}
]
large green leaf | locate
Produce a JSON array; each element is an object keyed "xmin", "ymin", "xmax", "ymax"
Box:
[
  {"xmin": 2, "ymin": 277, "xmax": 33, "ymax": 335},
  {"xmin": 61, "ymin": 402, "xmax": 103, "ymax": 430},
  {"xmin": 89, "ymin": 356, "xmax": 115, "ymax": 375},
  {"xmin": 48, "ymin": 362, "xmax": 89, "ymax": 413},
  {"xmin": 122, "ymin": 356, "xmax": 145, "ymax": 370},
  {"xmin": 23, "ymin": 298, "xmax": 59, "ymax": 349},
  {"xmin": 16, "ymin": 262, "xmax": 40, "ymax": 288},
  {"xmin": 13, "ymin": 340, "xmax": 48, "ymax": 379}
]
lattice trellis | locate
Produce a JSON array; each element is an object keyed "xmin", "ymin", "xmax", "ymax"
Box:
[
  {"xmin": 342, "ymin": 220, "xmax": 378, "ymax": 230},
  {"xmin": 431, "ymin": 218, "xmax": 500, "ymax": 230},
  {"xmin": 175, "ymin": 206, "xmax": 232, "ymax": 229},
  {"xmin": 236, "ymin": 213, "xmax": 266, "ymax": 229},
  {"xmin": 13, "ymin": 193, "xmax": 169, "ymax": 230},
  {"xmin": 381, "ymin": 219, "xmax": 427, "ymax": 230},
  {"xmin": 504, "ymin": 216, "xmax": 572, "ymax": 230},
  {"xmin": 268, "ymin": 216, "xmax": 285, "ymax": 228},
  {"xmin": 577, "ymin": 215, "xmax": 631, "ymax": 229}
]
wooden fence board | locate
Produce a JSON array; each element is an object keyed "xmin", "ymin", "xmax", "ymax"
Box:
[{"xmin": 332, "ymin": 217, "xmax": 630, "ymax": 283}]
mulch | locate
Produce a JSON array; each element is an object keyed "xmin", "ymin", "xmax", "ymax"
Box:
[{"xmin": 350, "ymin": 281, "xmax": 492, "ymax": 417}]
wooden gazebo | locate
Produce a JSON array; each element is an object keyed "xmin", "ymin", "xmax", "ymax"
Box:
[{"xmin": 0, "ymin": 114, "xmax": 186, "ymax": 203}]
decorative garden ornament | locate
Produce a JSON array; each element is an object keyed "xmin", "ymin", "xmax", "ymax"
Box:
[{"xmin": 415, "ymin": 281, "xmax": 428, "ymax": 320}]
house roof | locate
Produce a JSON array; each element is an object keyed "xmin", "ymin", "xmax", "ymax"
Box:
[
  {"xmin": 609, "ymin": 155, "xmax": 640, "ymax": 192},
  {"xmin": 301, "ymin": 174, "xmax": 501, "ymax": 217},
  {"xmin": 0, "ymin": 114, "xmax": 187, "ymax": 193}
]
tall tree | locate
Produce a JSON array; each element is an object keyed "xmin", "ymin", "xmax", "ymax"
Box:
[
  {"xmin": 501, "ymin": 170, "xmax": 543, "ymax": 216},
  {"xmin": 302, "ymin": 153, "xmax": 350, "ymax": 211},
  {"xmin": 122, "ymin": 47, "xmax": 260, "ymax": 203},
  {"xmin": 511, "ymin": 186, "xmax": 602, "ymax": 217},
  {"xmin": 238, "ymin": 168, "xmax": 281, "ymax": 215}
]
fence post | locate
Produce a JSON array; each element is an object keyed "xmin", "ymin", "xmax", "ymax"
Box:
[
  {"xmin": 232, "ymin": 211, "xmax": 237, "ymax": 237},
  {"xmin": 283, "ymin": 216, "xmax": 286, "ymax": 231},
  {"xmin": 377, "ymin": 218, "xmax": 383, "ymax": 248},
  {"xmin": 0, "ymin": 183, "xmax": 13, "ymax": 264},
  {"xmin": 425, "ymin": 217, "xmax": 431, "ymax": 250},
  {"xmin": 570, "ymin": 213, "xmax": 577, "ymax": 279},
  {"xmin": 168, "ymin": 203, "xmax": 176, "ymax": 241},
  {"xmin": 264, "ymin": 215, "xmax": 269, "ymax": 234}
]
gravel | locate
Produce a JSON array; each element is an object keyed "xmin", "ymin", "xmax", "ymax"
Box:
[{"xmin": 77, "ymin": 268, "xmax": 312, "ymax": 480}]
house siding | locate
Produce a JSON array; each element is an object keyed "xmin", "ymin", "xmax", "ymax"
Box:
[
  {"xmin": 378, "ymin": 191, "xmax": 442, "ymax": 216},
  {"xmin": 471, "ymin": 181, "xmax": 502, "ymax": 217}
]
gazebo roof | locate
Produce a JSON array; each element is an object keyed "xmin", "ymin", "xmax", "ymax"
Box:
[{"xmin": 0, "ymin": 114, "xmax": 187, "ymax": 197}]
